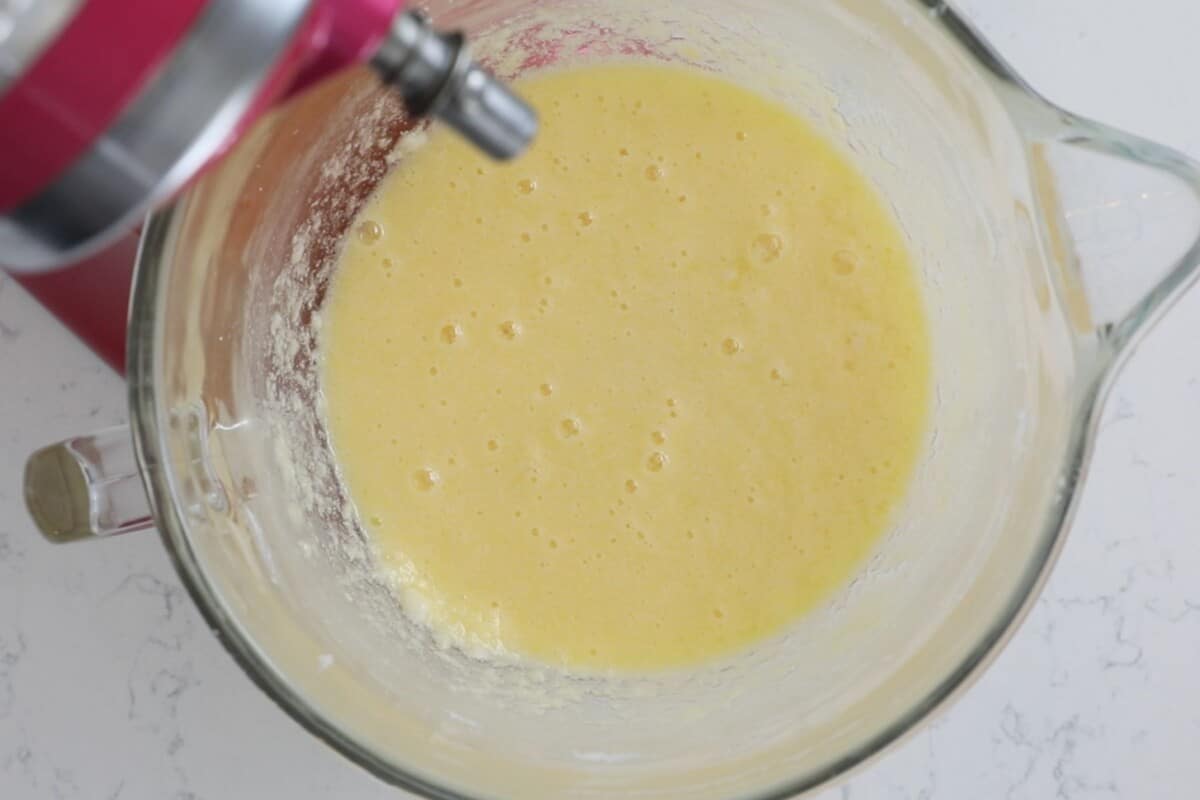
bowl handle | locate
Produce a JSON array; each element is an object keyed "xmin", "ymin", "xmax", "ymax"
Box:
[
  {"xmin": 24, "ymin": 425, "xmax": 153, "ymax": 542},
  {"xmin": 1028, "ymin": 113, "xmax": 1200, "ymax": 352}
]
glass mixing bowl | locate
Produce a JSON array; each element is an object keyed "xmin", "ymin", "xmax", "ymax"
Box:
[{"xmin": 23, "ymin": 1, "xmax": 1200, "ymax": 797}]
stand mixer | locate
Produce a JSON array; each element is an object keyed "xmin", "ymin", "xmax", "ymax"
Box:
[
  {"xmin": 8, "ymin": 1, "xmax": 1200, "ymax": 797},
  {"xmin": 0, "ymin": 0, "xmax": 536, "ymax": 368}
]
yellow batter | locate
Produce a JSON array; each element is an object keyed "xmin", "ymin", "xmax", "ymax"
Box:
[{"xmin": 321, "ymin": 64, "xmax": 930, "ymax": 671}]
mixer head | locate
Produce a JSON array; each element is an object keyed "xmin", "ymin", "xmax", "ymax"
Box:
[{"xmin": 0, "ymin": 2, "xmax": 536, "ymax": 274}]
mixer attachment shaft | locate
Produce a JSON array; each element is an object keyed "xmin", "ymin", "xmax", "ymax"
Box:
[{"xmin": 371, "ymin": 10, "xmax": 538, "ymax": 160}]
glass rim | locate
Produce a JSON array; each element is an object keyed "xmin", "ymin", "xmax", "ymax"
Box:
[{"xmin": 124, "ymin": 3, "xmax": 1109, "ymax": 797}]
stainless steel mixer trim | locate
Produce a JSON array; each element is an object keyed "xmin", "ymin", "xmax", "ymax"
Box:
[
  {"xmin": 0, "ymin": 0, "xmax": 314, "ymax": 273},
  {"xmin": 0, "ymin": 0, "xmax": 84, "ymax": 96}
]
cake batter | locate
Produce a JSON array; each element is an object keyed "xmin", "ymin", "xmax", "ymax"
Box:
[{"xmin": 320, "ymin": 64, "xmax": 930, "ymax": 670}]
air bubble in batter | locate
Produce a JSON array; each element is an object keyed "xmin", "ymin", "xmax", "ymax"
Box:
[
  {"xmin": 647, "ymin": 451, "xmax": 669, "ymax": 472},
  {"xmin": 750, "ymin": 233, "xmax": 783, "ymax": 263},
  {"xmin": 413, "ymin": 468, "xmax": 440, "ymax": 491},
  {"xmin": 356, "ymin": 220, "xmax": 382, "ymax": 244},
  {"xmin": 833, "ymin": 249, "xmax": 859, "ymax": 276},
  {"xmin": 441, "ymin": 323, "xmax": 462, "ymax": 344}
]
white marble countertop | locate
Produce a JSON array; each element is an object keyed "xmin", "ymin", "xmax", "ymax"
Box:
[{"xmin": 2, "ymin": 1, "xmax": 1199, "ymax": 798}]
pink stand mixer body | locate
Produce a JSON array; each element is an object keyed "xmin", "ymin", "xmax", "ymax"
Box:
[{"xmin": 0, "ymin": 0, "xmax": 536, "ymax": 370}]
